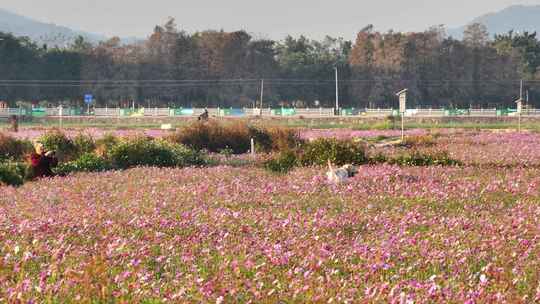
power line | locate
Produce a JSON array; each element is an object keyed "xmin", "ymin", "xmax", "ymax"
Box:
[{"xmin": 0, "ymin": 79, "xmax": 533, "ymax": 84}]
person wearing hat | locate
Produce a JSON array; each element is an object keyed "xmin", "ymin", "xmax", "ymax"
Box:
[{"xmin": 26, "ymin": 142, "xmax": 58, "ymax": 180}]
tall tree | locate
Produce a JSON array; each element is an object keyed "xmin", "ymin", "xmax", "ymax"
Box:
[{"xmin": 463, "ymin": 23, "xmax": 489, "ymax": 48}]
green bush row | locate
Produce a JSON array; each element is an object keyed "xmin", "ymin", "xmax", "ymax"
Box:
[
  {"xmin": 53, "ymin": 136, "xmax": 206, "ymax": 175},
  {"xmin": 2, "ymin": 121, "xmax": 301, "ymax": 161},
  {"xmin": 108, "ymin": 137, "xmax": 206, "ymax": 170},
  {"xmin": 386, "ymin": 150, "xmax": 461, "ymax": 166},
  {"xmin": 0, "ymin": 134, "xmax": 207, "ymax": 186},
  {"xmin": 264, "ymin": 138, "xmax": 460, "ymax": 173},
  {"xmin": 0, "ymin": 162, "xmax": 26, "ymax": 186},
  {"xmin": 54, "ymin": 153, "xmax": 113, "ymax": 176},
  {"xmin": 38, "ymin": 131, "xmax": 96, "ymax": 162},
  {"xmin": 264, "ymin": 138, "xmax": 368, "ymax": 173}
]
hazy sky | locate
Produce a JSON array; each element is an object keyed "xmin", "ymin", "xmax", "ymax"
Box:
[{"xmin": 2, "ymin": 0, "xmax": 540, "ymax": 40}]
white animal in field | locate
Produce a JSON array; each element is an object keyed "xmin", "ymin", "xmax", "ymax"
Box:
[{"xmin": 326, "ymin": 160, "xmax": 358, "ymax": 184}]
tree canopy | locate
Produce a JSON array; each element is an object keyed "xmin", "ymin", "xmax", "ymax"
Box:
[{"xmin": 0, "ymin": 19, "xmax": 538, "ymax": 108}]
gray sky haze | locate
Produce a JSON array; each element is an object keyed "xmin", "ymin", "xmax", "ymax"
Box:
[{"xmin": 2, "ymin": 0, "xmax": 540, "ymax": 40}]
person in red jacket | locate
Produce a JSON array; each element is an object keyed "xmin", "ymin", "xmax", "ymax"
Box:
[{"xmin": 26, "ymin": 143, "xmax": 58, "ymax": 180}]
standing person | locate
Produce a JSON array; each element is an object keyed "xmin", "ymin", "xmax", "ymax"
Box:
[
  {"xmin": 9, "ymin": 115, "xmax": 18, "ymax": 132},
  {"xmin": 198, "ymin": 108, "xmax": 209, "ymax": 121},
  {"xmin": 26, "ymin": 143, "xmax": 58, "ymax": 180}
]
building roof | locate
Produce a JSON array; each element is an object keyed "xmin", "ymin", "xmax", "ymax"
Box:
[{"xmin": 395, "ymin": 89, "xmax": 408, "ymax": 96}]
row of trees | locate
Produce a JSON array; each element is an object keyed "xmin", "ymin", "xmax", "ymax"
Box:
[{"xmin": 1, "ymin": 19, "xmax": 540, "ymax": 108}]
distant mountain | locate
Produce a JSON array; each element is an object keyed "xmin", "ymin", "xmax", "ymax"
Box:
[
  {"xmin": 0, "ymin": 8, "xmax": 109, "ymax": 47},
  {"xmin": 449, "ymin": 5, "xmax": 540, "ymax": 39}
]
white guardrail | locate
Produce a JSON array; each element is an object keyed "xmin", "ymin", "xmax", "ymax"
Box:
[{"xmin": 1, "ymin": 107, "xmax": 540, "ymax": 118}]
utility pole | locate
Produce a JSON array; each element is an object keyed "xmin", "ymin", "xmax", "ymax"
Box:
[
  {"xmin": 402, "ymin": 113, "xmax": 405, "ymax": 141},
  {"xmin": 260, "ymin": 79, "xmax": 264, "ymax": 110},
  {"xmin": 520, "ymin": 80, "xmax": 524, "ymax": 133},
  {"xmin": 334, "ymin": 66, "xmax": 339, "ymax": 115},
  {"xmin": 517, "ymin": 80, "xmax": 524, "ymax": 133},
  {"xmin": 518, "ymin": 103, "xmax": 522, "ymax": 133},
  {"xmin": 526, "ymin": 89, "xmax": 529, "ymax": 115},
  {"xmin": 59, "ymin": 104, "xmax": 63, "ymax": 129}
]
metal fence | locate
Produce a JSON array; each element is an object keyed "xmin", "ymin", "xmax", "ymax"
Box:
[{"xmin": 1, "ymin": 107, "xmax": 539, "ymax": 118}]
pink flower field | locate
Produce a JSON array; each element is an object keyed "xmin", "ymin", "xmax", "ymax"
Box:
[
  {"xmin": 2, "ymin": 131, "xmax": 540, "ymax": 302},
  {"xmin": 4, "ymin": 127, "xmax": 429, "ymax": 141},
  {"xmin": 4, "ymin": 128, "xmax": 170, "ymax": 140}
]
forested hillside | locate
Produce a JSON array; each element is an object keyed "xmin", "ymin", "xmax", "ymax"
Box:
[{"xmin": 1, "ymin": 19, "xmax": 540, "ymax": 108}]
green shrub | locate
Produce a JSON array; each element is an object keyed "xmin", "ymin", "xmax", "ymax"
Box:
[
  {"xmin": 219, "ymin": 147, "xmax": 234, "ymax": 158},
  {"xmin": 389, "ymin": 150, "xmax": 460, "ymax": 166},
  {"xmin": 0, "ymin": 133, "xmax": 33, "ymax": 161},
  {"xmin": 248, "ymin": 126, "xmax": 273, "ymax": 152},
  {"xmin": 0, "ymin": 162, "xmax": 26, "ymax": 186},
  {"xmin": 95, "ymin": 133, "xmax": 120, "ymax": 158},
  {"xmin": 54, "ymin": 153, "xmax": 112, "ymax": 176},
  {"xmin": 366, "ymin": 116, "xmax": 394, "ymax": 130},
  {"xmin": 264, "ymin": 150, "xmax": 298, "ymax": 173},
  {"xmin": 369, "ymin": 152, "xmax": 388, "ymax": 164},
  {"xmin": 263, "ymin": 138, "xmax": 367, "ymax": 173},
  {"xmin": 167, "ymin": 142, "xmax": 207, "ymax": 167},
  {"xmin": 298, "ymin": 138, "xmax": 367, "ymax": 167},
  {"xmin": 73, "ymin": 133, "xmax": 96, "ymax": 156},
  {"xmin": 364, "ymin": 135, "xmax": 390, "ymax": 144},
  {"xmin": 110, "ymin": 137, "xmax": 205, "ymax": 169},
  {"xmin": 38, "ymin": 130, "xmax": 76, "ymax": 161},
  {"xmin": 401, "ymin": 135, "xmax": 437, "ymax": 147}
]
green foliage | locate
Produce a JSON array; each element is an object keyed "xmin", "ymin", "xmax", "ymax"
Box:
[
  {"xmin": 72, "ymin": 133, "xmax": 96, "ymax": 156},
  {"xmin": 389, "ymin": 150, "xmax": 461, "ymax": 166},
  {"xmin": 264, "ymin": 150, "xmax": 299, "ymax": 173},
  {"xmin": 37, "ymin": 131, "xmax": 97, "ymax": 161},
  {"xmin": 1, "ymin": 21, "xmax": 540, "ymax": 107},
  {"xmin": 38, "ymin": 130, "xmax": 76, "ymax": 161},
  {"xmin": 375, "ymin": 135, "xmax": 390, "ymax": 142},
  {"xmin": 0, "ymin": 162, "xmax": 26, "ymax": 187},
  {"xmin": 0, "ymin": 133, "xmax": 33, "ymax": 161},
  {"xmin": 54, "ymin": 153, "xmax": 112, "ymax": 176},
  {"xmin": 167, "ymin": 142, "xmax": 207, "ymax": 168},
  {"xmin": 110, "ymin": 137, "xmax": 205, "ymax": 169},
  {"xmin": 263, "ymin": 138, "xmax": 367, "ymax": 173},
  {"xmin": 95, "ymin": 133, "xmax": 120, "ymax": 158},
  {"xmin": 401, "ymin": 135, "xmax": 437, "ymax": 147},
  {"xmin": 0, "ymin": 132, "xmax": 210, "ymax": 185},
  {"xmin": 369, "ymin": 152, "xmax": 388, "ymax": 164},
  {"xmin": 219, "ymin": 147, "xmax": 234, "ymax": 158},
  {"xmin": 298, "ymin": 138, "xmax": 367, "ymax": 167},
  {"xmin": 494, "ymin": 30, "xmax": 540, "ymax": 77}
]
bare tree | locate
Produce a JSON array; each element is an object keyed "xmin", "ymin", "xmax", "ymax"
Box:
[{"xmin": 463, "ymin": 23, "xmax": 490, "ymax": 48}]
